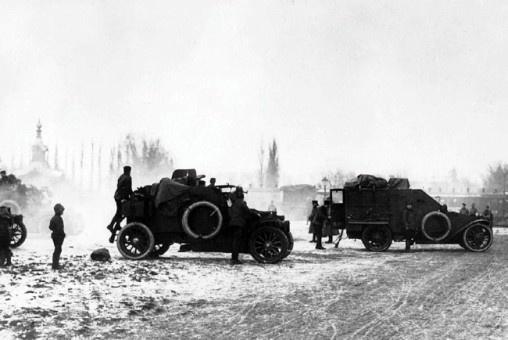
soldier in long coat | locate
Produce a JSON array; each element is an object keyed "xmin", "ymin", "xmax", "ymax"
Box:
[
  {"xmin": 308, "ymin": 200, "xmax": 318, "ymax": 242},
  {"xmin": 312, "ymin": 203, "xmax": 327, "ymax": 250},
  {"xmin": 402, "ymin": 203, "xmax": 416, "ymax": 251},
  {"xmin": 0, "ymin": 207, "xmax": 12, "ymax": 266},
  {"xmin": 229, "ymin": 187, "xmax": 251, "ymax": 265}
]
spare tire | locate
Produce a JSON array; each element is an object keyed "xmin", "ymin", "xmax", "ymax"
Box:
[
  {"xmin": 182, "ymin": 201, "xmax": 223, "ymax": 239},
  {"xmin": 421, "ymin": 211, "xmax": 451, "ymax": 242}
]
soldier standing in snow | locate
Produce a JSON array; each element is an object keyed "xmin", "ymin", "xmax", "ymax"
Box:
[
  {"xmin": 0, "ymin": 207, "xmax": 13, "ymax": 267},
  {"xmin": 403, "ymin": 203, "xmax": 416, "ymax": 251},
  {"xmin": 229, "ymin": 187, "xmax": 250, "ymax": 265},
  {"xmin": 49, "ymin": 203, "xmax": 66, "ymax": 270},
  {"xmin": 308, "ymin": 200, "xmax": 318, "ymax": 242},
  {"xmin": 312, "ymin": 202, "xmax": 327, "ymax": 250}
]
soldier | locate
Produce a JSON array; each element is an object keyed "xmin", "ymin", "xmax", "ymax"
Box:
[
  {"xmin": 312, "ymin": 202, "xmax": 328, "ymax": 250},
  {"xmin": 0, "ymin": 170, "xmax": 7, "ymax": 186},
  {"xmin": 267, "ymin": 200, "xmax": 277, "ymax": 213},
  {"xmin": 107, "ymin": 166, "xmax": 133, "ymax": 243},
  {"xmin": 470, "ymin": 203, "xmax": 478, "ymax": 216},
  {"xmin": 0, "ymin": 207, "xmax": 13, "ymax": 267},
  {"xmin": 459, "ymin": 203, "xmax": 469, "ymax": 215},
  {"xmin": 483, "ymin": 205, "xmax": 494, "ymax": 226},
  {"xmin": 402, "ymin": 203, "xmax": 416, "ymax": 251},
  {"xmin": 229, "ymin": 187, "xmax": 250, "ymax": 265},
  {"xmin": 308, "ymin": 200, "xmax": 318, "ymax": 242},
  {"xmin": 207, "ymin": 178, "xmax": 216, "ymax": 188},
  {"xmin": 49, "ymin": 203, "xmax": 65, "ymax": 270}
]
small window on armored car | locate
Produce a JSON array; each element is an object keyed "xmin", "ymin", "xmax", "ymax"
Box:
[{"xmin": 332, "ymin": 190, "xmax": 343, "ymax": 204}]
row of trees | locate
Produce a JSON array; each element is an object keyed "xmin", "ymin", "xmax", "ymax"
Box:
[
  {"xmin": 109, "ymin": 134, "xmax": 174, "ymax": 179},
  {"xmin": 484, "ymin": 164, "xmax": 508, "ymax": 193}
]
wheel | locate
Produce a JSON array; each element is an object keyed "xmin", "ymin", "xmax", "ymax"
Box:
[
  {"xmin": 421, "ymin": 211, "xmax": 451, "ymax": 242},
  {"xmin": 283, "ymin": 231, "xmax": 294, "ymax": 258},
  {"xmin": 249, "ymin": 226, "xmax": 289, "ymax": 264},
  {"xmin": 182, "ymin": 201, "xmax": 223, "ymax": 239},
  {"xmin": 361, "ymin": 225, "xmax": 392, "ymax": 251},
  {"xmin": 149, "ymin": 242, "xmax": 170, "ymax": 258},
  {"xmin": 10, "ymin": 222, "xmax": 27, "ymax": 248},
  {"xmin": 462, "ymin": 223, "xmax": 493, "ymax": 252},
  {"xmin": 116, "ymin": 222, "xmax": 155, "ymax": 260}
]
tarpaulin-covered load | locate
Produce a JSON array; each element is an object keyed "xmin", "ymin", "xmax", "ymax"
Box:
[
  {"xmin": 388, "ymin": 178, "xmax": 410, "ymax": 190},
  {"xmin": 344, "ymin": 175, "xmax": 388, "ymax": 190},
  {"xmin": 154, "ymin": 178, "xmax": 190, "ymax": 208}
]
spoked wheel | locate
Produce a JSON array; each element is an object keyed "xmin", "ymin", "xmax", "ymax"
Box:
[
  {"xmin": 149, "ymin": 242, "xmax": 171, "ymax": 258},
  {"xmin": 462, "ymin": 224, "xmax": 493, "ymax": 252},
  {"xmin": 249, "ymin": 226, "xmax": 289, "ymax": 264},
  {"xmin": 116, "ymin": 222, "xmax": 155, "ymax": 260},
  {"xmin": 10, "ymin": 222, "xmax": 27, "ymax": 248},
  {"xmin": 283, "ymin": 231, "xmax": 294, "ymax": 259},
  {"xmin": 361, "ymin": 225, "xmax": 392, "ymax": 252}
]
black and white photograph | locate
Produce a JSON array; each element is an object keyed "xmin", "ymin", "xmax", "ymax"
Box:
[{"xmin": 0, "ymin": 1, "xmax": 507, "ymax": 339}]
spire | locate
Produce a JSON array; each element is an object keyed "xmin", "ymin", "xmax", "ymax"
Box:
[{"xmin": 36, "ymin": 120, "xmax": 42, "ymax": 139}]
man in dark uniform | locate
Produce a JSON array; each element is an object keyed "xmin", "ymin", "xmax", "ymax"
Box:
[
  {"xmin": 483, "ymin": 205, "xmax": 494, "ymax": 227},
  {"xmin": 308, "ymin": 200, "xmax": 318, "ymax": 242},
  {"xmin": 107, "ymin": 166, "xmax": 133, "ymax": 243},
  {"xmin": 402, "ymin": 203, "xmax": 416, "ymax": 251},
  {"xmin": 0, "ymin": 170, "xmax": 7, "ymax": 186},
  {"xmin": 0, "ymin": 206, "xmax": 13, "ymax": 267},
  {"xmin": 459, "ymin": 203, "xmax": 469, "ymax": 215},
  {"xmin": 312, "ymin": 202, "xmax": 328, "ymax": 250},
  {"xmin": 208, "ymin": 178, "xmax": 216, "ymax": 188},
  {"xmin": 229, "ymin": 186, "xmax": 250, "ymax": 265},
  {"xmin": 49, "ymin": 203, "xmax": 65, "ymax": 270}
]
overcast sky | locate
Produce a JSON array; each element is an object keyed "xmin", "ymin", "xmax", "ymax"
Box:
[{"xmin": 0, "ymin": 0, "xmax": 507, "ymax": 185}]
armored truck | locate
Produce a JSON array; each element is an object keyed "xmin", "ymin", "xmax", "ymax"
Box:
[
  {"xmin": 115, "ymin": 169, "xmax": 293, "ymax": 263},
  {"xmin": 327, "ymin": 175, "xmax": 493, "ymax": 252}
]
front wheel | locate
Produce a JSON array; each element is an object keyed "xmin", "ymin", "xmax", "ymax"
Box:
[
  {"xmin": 249, "ymin": 226, "xmax": 289, "ymax": 264},
  {"xmin": 361, "ymin": 225, "xmax": 392, "ymax": 252},
  {"xmin": 116, "ymin": 222, "xmax": 155, "ymax": 260},
  {"xmin": 10, "ymin": 222, "xmax": 27, "ymax": 248},
  {"xmin": 149, "ymin": 242, "xmax": 171, "ymax": 258},
  {"xmin": 283, "ymin": 231, "xmax": 294, "ymax": 259},
  {"xmin": 462, "ymin": 224, "xmax": 493, "ymax": 252}
]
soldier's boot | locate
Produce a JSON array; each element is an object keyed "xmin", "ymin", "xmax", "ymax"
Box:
[
  {"xmin": 0, "ymin": 255, "xmax": 5, "ymax": 267},
  {"xmin": 405, "ymin": 240, "xmax": 411, "ymax": 252},
  {"xmin": 108, "ymin": 232, "xmax": 116, "ymax": 244}
]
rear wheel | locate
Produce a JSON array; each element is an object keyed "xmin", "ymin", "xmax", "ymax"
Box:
[
  {"xmin": 361, "ymin": 225, "xmax": 392, "ymax": 252},
  {"xmin": 462, "ymin": 224, "xmax": 493, "ymax": 252},
  {"xmin": 116, "ymin": 222, "xmax": 154, "ymax": 260},
  {"xmin": 249, "ymin": 226, "xmax": 289, "ymax": 264},
  {"xmin": 10, "ymin": 222, "xmax": 27, "ymax": 248}
]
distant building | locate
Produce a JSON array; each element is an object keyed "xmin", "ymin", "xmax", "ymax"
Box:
[{"xmin": 30, "ymin": 120, "xmax": 49, "ymax": 168}]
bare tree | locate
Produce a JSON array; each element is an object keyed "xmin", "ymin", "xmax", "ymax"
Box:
[
  {"xmin": 258, "ymin": 143, "xmax": 265, "ymax": 188},
  {"xmin": 265, "ymin": 139, "xmax": 279, "ymax": 188}
]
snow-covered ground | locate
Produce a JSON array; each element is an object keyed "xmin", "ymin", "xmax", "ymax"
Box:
[{"xmin": 1, "ymin": 222, "xmax": 507, "ymax": 339}]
